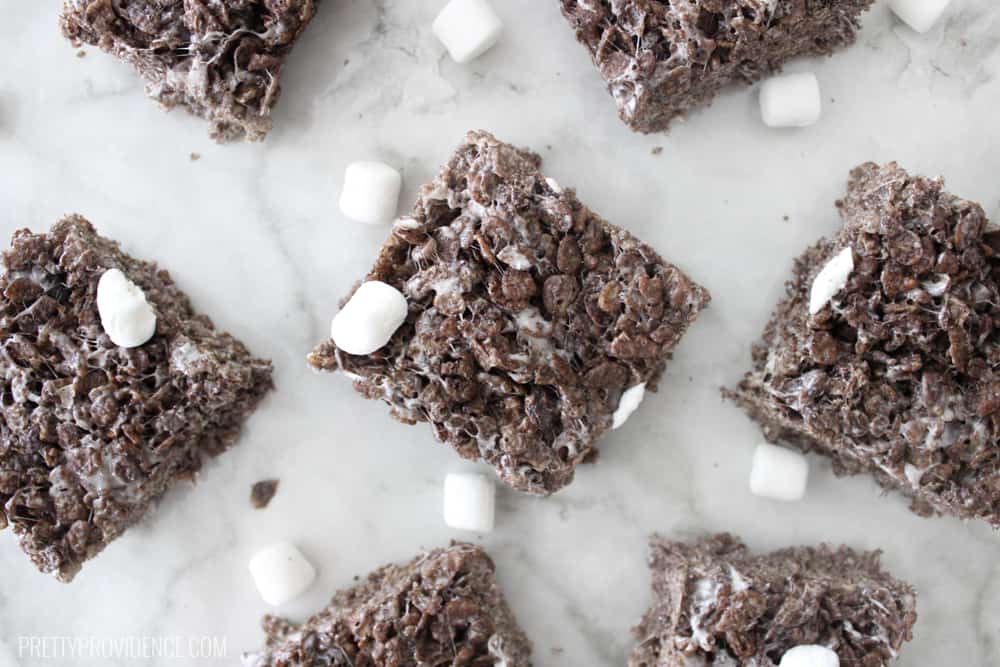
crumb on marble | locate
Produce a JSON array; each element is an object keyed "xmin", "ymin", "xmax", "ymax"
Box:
[
  {"xmin": 651, "ymin": 146, "xmax": 663, "ymax": 155},
  {"xmin": 251, "ymin": 479, "xmax": 279, "ymax": 509},
  {"xmin": 76, "ymin": 50, "xmax": 86, "ymax": 58},
  {"xmin": 189, "ymin": 152, "xmax": 201, "ymax": 162}
]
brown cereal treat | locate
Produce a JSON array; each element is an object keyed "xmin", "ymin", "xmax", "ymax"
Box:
[
  {"xmin": 308, "ymin": 130, "xmax": 710, "ymax": 495},
  {"xmin": 559, "ymin": 0, "xmax": 873, "ymax": 134},
  {"xmin": 245, "ymin": 542, "xmax": 533, "ymax": 666},
  {"xmin": 631, "ymin": 534, "xmax": 917, "ymax": 667},
  {"xmin": 0, "ymin": 216, "xmax": 273, "ymax": 581},
  {"xmin": 726, "ymin": 162, "xmax": 1000, "ymax": 527},
  {"xmin": 59, "ymin": 0, "xmax": 319, "ymax": 142}
]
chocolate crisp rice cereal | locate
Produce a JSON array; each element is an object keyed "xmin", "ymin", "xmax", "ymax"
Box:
[
  {"xmin": 60, "ymin": 0, "xmax": 319, "ymax": 142},
  {"xmin": 0, "ymin": 216, "xmax": 273, "ymax": 581},
  {"xmin": 309, "ymin": 130, "xmax": 710, "ymax": 495},
  {"xmin": 244, "ymin": 542, "xmax": 533, "ymax": 666},
  {"xmin": 559, "ymin": 0, "xmax": 873, "ymax": 133},
  {"xmin": 630, "ymin": 534, "xmax": 917, "ymax": 667},
  {"xmin": 727, "ymin": 163, "xmax": 1000, "ymax": 527}
]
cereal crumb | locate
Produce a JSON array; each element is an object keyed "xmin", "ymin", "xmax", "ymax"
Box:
[
  {"xmin": 651, "ymin": 146, "xmax": 663, "ymax": 155},
  {"xmin": 76, "ymin": 50, "xmax": 87, "ymax": 58},
  {"xmin": 189, "ymin": 152, "xmax": 201, "ymax": 161},
  {"xmin": 251, "ymin": 479, "xmax": 279, "ymax": 509}
]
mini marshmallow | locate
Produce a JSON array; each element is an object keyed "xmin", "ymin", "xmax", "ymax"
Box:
[
  {"xmin": 248, "ymin": 542, "xmax": 316, "ymax": 606},
  {"xmin": 339, "ymin": 161, "xmax": 402, "ymax": 225},
  {"xmin": 779, "ymin": 645, "xmax": 840, "ymax": 667},
  {"xmin": 759, "ymin": 73, "xmax": 822, "ymax": 128},
  {"xmin": 443, "ymin": 473, "xmax": 495, "ymax": 532},
  {"xmin": 889, "ymin": 0, "xmax": 950, "ymax": 34},
  {"xmin": 809, "ymin": 247, "xmax": 854, "ymax": 315},
  {"xmin": 749, "ymin": 443, "xmax": 809, "ymax": 502},
  {"xmin": 330, "ymin": 281, "xmax": 408, "ymax": 355},
  {"xmin": 612, "ymin": 383, "xmax": 646, "ymax": 430},
  {"xmin": 96, "ymin": 268, "xmax": 157, "ymax": 348},
  {"xmin": 433, "ymin": 0, "xmax": 503, "ymax": 64}
]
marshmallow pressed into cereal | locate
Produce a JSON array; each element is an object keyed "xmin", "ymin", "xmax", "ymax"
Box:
[
  {"xmin": 330, "ymin": 281, "xmax": 408, "ymax": 356},
  {"xmin": 96, "ymin": 268, "xmax": 157, "ymax": 348}
]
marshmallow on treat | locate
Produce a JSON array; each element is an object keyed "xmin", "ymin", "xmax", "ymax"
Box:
[
  {"xmin": 331, "ymin": 281, "xmax": 408, "ymax": 356},
  {"xmin": 779, "ymin": 645, "xmax": 840, "ymax": 667},
  {"xmin": 433, "ymin": 0, "xmax": 504, "ymax": 64},
  {"xmin": 612, "ymin": 383, "xmax": 647, "ymax": 430},
  {"xmin": 888, "ymin": 0, "xmax": 950, "ymax": 34},
  {"xmin": 248, "ymin": 542, "xmax": 317, "ymax": 606},
  {"xmin": 749, "ymin": 443, "xmax": 810, "ymax": 502},
  {"xmin": 443, "ymin": 473, "xmax": 495, "ymax": 532},
  {"xmin": 96, "ymin": 268, "xmax": 157, "ymax": 348},
  {"xmin": 339, "ymin": 161, "xmax": 402, "ymax": 225},
  {"xmin": 759, "ymin": 72, "xmax": 822, "ymax": 128},
  {"xmin": 809, "ymin": 247, "xmax": 854, "ymax": 315}
]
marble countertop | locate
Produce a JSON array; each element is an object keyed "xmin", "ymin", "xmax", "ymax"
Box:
[{"xmin": 1, "ymin": 1, "xmax": 999, "ymax": 665}]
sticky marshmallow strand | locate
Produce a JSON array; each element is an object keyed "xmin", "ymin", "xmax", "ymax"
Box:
[
  {"xmin": 433, "ymin": 0, "xmax": 504, "ymax": 64},
  {"xmin": 96, "ymin": 268, "xmax": 157, "ymax": 348},
  {"xmin": 749, "ymin": 443, "xmax": 810, "ymax": 502},
  {"xmin": 339, "ymin": 161, "xmax": 402, "ymax": 225},
  {"xmin": 248, "ymin": 542, "xmax": 317, "ymax": 606},
  {"xmin": 443, "ymin": 473, "xmax": 495, "ymax": 532},
  {"xmin": 331, "ymin": 281, "xmax": 408, "ymax": 356},
  {"xmin": 759, "ymin": 72, "xmax": 822, "ymax": 128}
]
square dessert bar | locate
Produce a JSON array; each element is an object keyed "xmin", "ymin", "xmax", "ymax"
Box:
[
  {"xmin": 309, "ymin": 130, "xmax": 710, "ymax": 495},
  {"xmin": 0, "ymin": 216, "xmax": 273, "ymax": 581},
  {"xmin": 727, "ymin": 162, "xmax": 1000, "ymax": 527},
  {"xmin": 559, "ymin": 0, "xmax": 873, "ymax": 133},
  {"xmin": 631, "ymin": 534, "xmax": 917, "ymax": 667},
  {"xmin": 245, "ymin": 542, "xmax": 533, "ymax": 666},
  {"xmin": 60, "ymin": 0, "xmax": 319, "ymax": 142}
]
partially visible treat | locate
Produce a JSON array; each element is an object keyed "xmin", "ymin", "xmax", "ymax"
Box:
[
  {"xmin": 749, "ymin": 442, "xmax": 810, "ymax": 502},
  {"xmin": 630, "ymin": 534, "xmax": 917, "ymax": 667},
  {"xmin": 339, "ymin": 162, "xmax": 403, "ymax": 225},
  {"xmin": 888, "ymin": 0, "xmax": 951, "ymax": 33},
  {"xmin": 244, "ymin": 542, "xmax": 532, "ymax": 666},
  {"xmin": 251, "ymin": 479, "xmax": 279, "ymax": 509},
  {"xmin": 309, "ymin": 130, "xmax": 710, "ymax": 495},
  {"xmin": 59, "ymin": 0, "xmax": 319, "ymax": 142},
  {"xmin": 726, "ymin": 162, "xmax": 1000, "ymax": 527},
  {"xmin": 248, "ymin": 542, "xmax": 317, "ymax": 606},
  {"xmin": 559, "ymin": 0, "xmax": 873, "ymax": 133},
  {"xmin": 433, "ymin": 0, "xmax": 503, "ymax": 64},
  {"xmin": 0, "ymin": 216, "xmax": 273, "ymax": 581},
  {"xmin": 759, "ymin": 73, "xmax": 822, "ymax": 129},
  {"xmin": 443, "ymin": 472, "xmax": 495, "ymax": 532}
]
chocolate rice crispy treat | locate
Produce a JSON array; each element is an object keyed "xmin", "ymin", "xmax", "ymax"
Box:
[
  {"xmin": 308, "ymin": 130, "xmax": 710, "ymax": 495},
  {"xmin": 0, "ymin": 216, "xmax": 273, "ymax": 581},
  {"xmin": 59, "ymin": 0, "xmax": 319, "ymax": 142},
  {"xmin": 726, "ymin": 163, "xmax": 1000, "ymax": 527},
  {"xmin": 244, "ymin": 542, "xmax": 533, "ymax": 667},
  {"xmin": 630, "ymin": 534, "xmax": 917, "ymax": 667},
  {"xmin": 559, "ymin": 0, "xmax": 873, "ymax": 134}
]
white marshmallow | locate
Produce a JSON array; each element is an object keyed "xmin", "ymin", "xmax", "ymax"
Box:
[
  {"xmin": 96, "ymin": 268, "xmax": 157, "ymax": 348},
  {"xmin": 779, "ymin": 645, "xmax": 840, "ymax": 667},
  {"xmin": 889, "ymin": 0, "xmax": 950, "ymax": 34},
  {"xmin": 749, "ymin": 443, "xmax": 809, "ymax": 502},
  {"xmin": 432, "ymin": 0, "xmax": 503, "ymax": 64},
  {"xmin": 247, "ymin": 542, "xmax": 316, "ymax": 606},
  {"xmin": 809, "ymin": 247, "xmax": 854, "ymax": 315},
  {"xmin": 612, "ymin": 383, "xmax": 646, "ymax": 430},
  {"xmin": 330, "ymin": 281, "xmax": 408, "ymax": 355},
  {"xmin": 339, "ymin": 161, "xmax": 402, "ymax": 225},
  {"xmin": 759, "ymin": 73, "xmax": 822, "ymax": 128},
  {"xmin": 443, "ymin": 473, "xmax": 495, "ymax": 532}
]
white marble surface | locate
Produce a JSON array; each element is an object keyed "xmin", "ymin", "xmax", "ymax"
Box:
[{"xmin": 1, "ymin": 1, "xmax": 999, "ymax": 665}]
